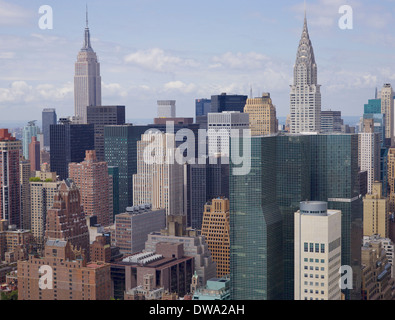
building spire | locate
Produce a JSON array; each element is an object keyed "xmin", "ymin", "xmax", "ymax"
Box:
[{"xmin": 82, "ymin": 4, "xmax": 92, "ymax": 51}]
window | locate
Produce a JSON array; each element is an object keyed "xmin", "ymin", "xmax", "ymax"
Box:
[
  {"xmin": 310, "ymin": 243, "xmax": 314, "ymax": 252},
  {"xmin": 315, "ymin": 243, "xmax": 319, "ymax": 253},
  {"xmin": 304, "ymin": 243, "xmax": 308, "ymax": 252},
  {"xmin": 321, "ymin": 244, "xmax": 325, "ymax": 253}
]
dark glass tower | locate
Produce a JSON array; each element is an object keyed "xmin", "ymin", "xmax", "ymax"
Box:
[
  {"xmin": 210, "ymin": 93, "xmax": 248, "ymax": 113},
  {"xmin": 49, "ymin": 119, "xmax": 94, "ymax": 180},
  {"xmin": 86, "ymin": 105, "xmax": 126, "ymax": 161},
  {"xmin": 230, "ymin": 136, "xmax": 283, "ymax": 300},
  {"xmin": 229, "ymin": 133, "xmax": 362, "ymax": 300},
  {"xmin": 108, "ymin": 166, "xmax": 119, "ymax": 222},
  {"xmin": 104, "ymin": 124, "xmax": 149, "ymax": 214},
  {"xmin": 42, "ymin": 108, "xmax": 57, "ymax": 148}
]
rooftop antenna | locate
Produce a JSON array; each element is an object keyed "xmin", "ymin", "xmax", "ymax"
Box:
[{"xmin": 86, "ymin": 4, "xmax": 89, "ymax": 28}]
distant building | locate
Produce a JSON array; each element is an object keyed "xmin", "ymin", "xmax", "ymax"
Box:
[
  {"xmin": 320, "ymin": 110, "xmax": 343, "ymax": 133},
  {"xmin": 0, "ymin": 129, "xmax": 22, "ymax": 228},
  {"xmin": 195, "ymin": 99, "xmax": 211, "ymax": 117},
  {"xmin": 42, "ymin": 108, "xmax": 57, "ymax": 148},
  {"xmin": 210, "ymin": 93, "xmax": 247, "ymax": 114},
  {"xmin": 207, "ymin": 111, "xmax": 249, "ymax": 157},
  {"xmin": 115, "ymin": 204, "xmax": 166, "ymax": 256},
  {"xmin": 363, "ymin": 235, "xmax": 395, "ymax": 279},
  {"xmin": 358, "ymin": 132, "xmax": 380, "ymax": 194},
  {"xmin": 20, "ymin": 159, "xmax": 32, "ymax": 231},
  {"xmin": 108, "ymin": 166, "xmax": 120, "ymax": 220},
  {"xmin": 29, "ymin": 136, "xmax": 40, "ymax": 173},
  {"xmin": 244, "ymin": 93, "xmax": 278, "ymax": 136},
  {"xmin": 22, "ymin": 121, "xmax": 39, "ymax": 160},
  {"xmin": 157, "ymin": 100, "xmax": 176, "ymax": 118},
  {"xmin": 294, "ymin": 201, "xmax": 342, "ymax": 300},
  {"xmin": 74, "ymin": 14, "xmax": 102, "ymax": 124},
  {"xmin": 49, "ymin": 119, "xmax": 94, "ymax": 180}
]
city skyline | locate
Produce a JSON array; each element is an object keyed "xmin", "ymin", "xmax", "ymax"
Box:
[{"xmin": 0, "ymin": 0, "xmax": 394, "ymax": 124}]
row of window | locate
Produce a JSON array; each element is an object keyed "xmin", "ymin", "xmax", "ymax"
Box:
[{"xmin": 304, "ymin": 242, "xmax": 325, "ymax": 253}]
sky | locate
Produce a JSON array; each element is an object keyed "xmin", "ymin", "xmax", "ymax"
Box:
[{"xmin": 0, "ymin": 0, "xmax": 395, "ymax": 124}]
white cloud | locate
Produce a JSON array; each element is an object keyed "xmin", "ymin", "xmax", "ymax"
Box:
[
  {"xmin": 163, "ymin": 81, "xmax": 197, "ymax": 94},
  {"xmin": 124, "ymin": 48, "xmax": 199, "ymax": 72},
  {"xmin": 0, "ymin": 0, "xmax": 32, "ymax": 26},
  {"xmin": 211, "ymin": 52, "xmax": 270, "ymax": 70}
]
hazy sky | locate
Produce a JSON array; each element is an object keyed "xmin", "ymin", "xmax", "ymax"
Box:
[{"xmin": 0, "ymin": 0, "xmax": 395, "ymax": 123}]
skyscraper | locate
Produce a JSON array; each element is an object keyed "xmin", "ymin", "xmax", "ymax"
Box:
[
  {"xmin": 201, "ymin": 197, "xmax": 230, "ymax": 278},
  {"xmin": 358, "ymin": 131, "xmax": 380, "ymax": 194},
  {"xmin": 380, "ymin": 84, "xmax": 394, "ymax": 146},
  {"xmin": 243, "ymin": 93, "xmax": 278, "ymax": 136},
  {"xmin": 29, "ymin": 136, "xmax": 40, "ymax": 173},
  {"xmin": 74, "ymin": 10, "xmax": 102, "ymax": 124},
  {"xmin": 104, "ymin": 124, "xmax": 149, "ymax": 213},
  {"xmin": 22, "ymin": 121, "xmax": 39, "ymax": 160},
  {"xmin": 294, "ymin": 201, "xmax": 342, "ymax": 300},
  {"xmin": 157, "ymin": 100, "xmax": 176, "ymax": 118},
  {"xmin": 210, "ymin": 93, "xmax": 248, "ymax": 114},
  {"xmin": 133, "ymin": 131, "xmax": 184, "ymax": 216},
  {"xmin": 42, "ymin": 108, "xmax": 57, "ymax": 148},
  {"xmin": 45, "ymin": 179, "xmax": 90, "ymax": 261},
  {"xmin": 0, "ymin": 129, "xmax": 22, "ymax": 228},
  {"xmin": 320, "ymin": 110, "xmax": 343, "ymax": 133},
  {"xmin": 49, "ymin": 119, "xmax": 94, "ymax": 180},
  {"xmin": 86, "ymin": 105, "xmax": 125, "ymax": 161},
  {"xmin": 363, "ymin": 182, "xmax": 389, "ymax": 238},
  {"xmin": 69, "ymin": 150, "xmax": 113, "ymax": 227},
  {"xmin": 290, "ymin": 14, "xmax": 321, "ymax": 133},
  {"xmin": 19, "ymin": 159, "xmax": 31, "ymax": 231}
]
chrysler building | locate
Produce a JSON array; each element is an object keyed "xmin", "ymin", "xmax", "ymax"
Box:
[{"xmin": 290, "ymin": 13, "xmax": 321, "ymax": 134}]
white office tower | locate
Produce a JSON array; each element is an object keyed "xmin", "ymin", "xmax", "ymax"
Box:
[
  {"xmin": 74, "ymin": 10, "xmax": 102, "ymax": 124},
  {"xmin": 207, "ymin": 111, "xmax": 249, "ymax": 157},
  {"xmin": 358, "ymin": 132, "xmax": 380, "ymax": 194},
  {"xmin": 133, "ymin": 130, "xmax": 184, "ymax": 216},
  {"xmin": 290, "ymin": 14, "xmax": 321, "ymax": 134},
  {"xmin": 294, "ymin": 201, "xmax": 342, "ymax": 300},
  {"xmin": 379, "ymin": 84, "xmax": 394, "ymax": 145},
  {"xmin": 157, "ymin": 100, "xmax": 176, "ymax": 118}
]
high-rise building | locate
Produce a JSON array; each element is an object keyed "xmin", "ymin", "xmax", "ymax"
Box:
[
  {"xmin": 17, "ymin": 239, "xmax": 111, "ymax": 300},
  {"xmin": 361, "ymin": 239, "xmax": 395, "ymax": 300},
  {"xmin": 157, "ymin": 100, "xmax": 176, "ymax": 118},
  {"xmin": 74, "ymin": 11, "xmax": 102, "ymax": 124},
  {"xmin": 184, "ymin": 158, "xmax": 229, "ymax": 230},
  {"xmin": 380, "ymin": 84, "xmax": 394, "ymax": 146},
  {"xmin": 29, "ymin": 136, "xmax": 40, "ymax": 173},
  {"xmin": 387, "ymin": 148, "xmax": 395, "ymax": 213},
  {"xmin": 243, "ymin": 93, "xmax": 278, "ymax": 136},
  {"xmin": 290, "ymin": 15, "xmax": 321, "ymax": 133},
  {"xmin": 45, "ymin": 179, "xmax": 90, "ymax": 262},
  {"xmin": 42, "ymin": 108, "xmax": 57, "ymax": 148},
  {"xmin": 210, "ymin": 93, "xmax": 248, "ymax": 114},
  {"xmin": 358, "ymin": 131, "xmax": 380, "ymax": 194},
  {"xmin": 22, "ymin": 121, "xmax": 39, "ymax": 160},
  {"xmin": 320, "ymin": 110, "xmax": 343, "ymax": 133},
  {"xmin": 133, "ymin": 131, "xmax": 184, "ymax": 216},
  {"xmin": 104, "ymin": 124, "xmax": 149, "ymax": 213},
  {"xmin": 0, "ymin": 129, "xmax": 22, "ymax": 228},
  {"xmin": 207, "ymin": 111, "xmax": 249, "ymax": 157},
  {"xmin": 230, "ymin": 135, "xmax": 283, "ymax": 300},
  {"xmin": 20, "ymin": 159, "xmax": 32, "ymax": 231},
  {"xmin": 195, "ymin": 99, "xmax": 211, "ymax": 117},
  {"xmin": 49, "ymin": 119, "xmax": 94, "ymax": 180},
  {"xmin": 230, "ymin": 133, "xmax": 362, "ymax": 300},
  {"xmin": 201, "ymin": 198, "xmax": 230, "ymax": 278},
  {"xmin": 30, "ymin": 171, "xmax": 60, "ymax": 246},
  {"xmin": 363, "ymin": 182, "xmax": 389, "ymax": 238},
  {"xmin": 86, "ymin": 105, "xmax": 125, "ymax": 161},
  {"xmin": 108, "ymin": 166, "xmax": 119, "ymax": 221},
  {"xmin": 114, "ymin": 204, "xmax": 166, "ymax": 255},
  {"xmin": 294, "ymin": 201, "xmax": 342, "ymax": 300},
  {"xmin": 69, "ymin": 150, "xmax": 113, "ymax": 227}
]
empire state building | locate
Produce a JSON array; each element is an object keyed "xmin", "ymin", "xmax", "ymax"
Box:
[
  {"xmin": 74, "ymin": 10, "xmax": 102, "ymax": 124},
  {"xmin": 289, "ymin": 13, "xmax": 321, "ymax": 134}
]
